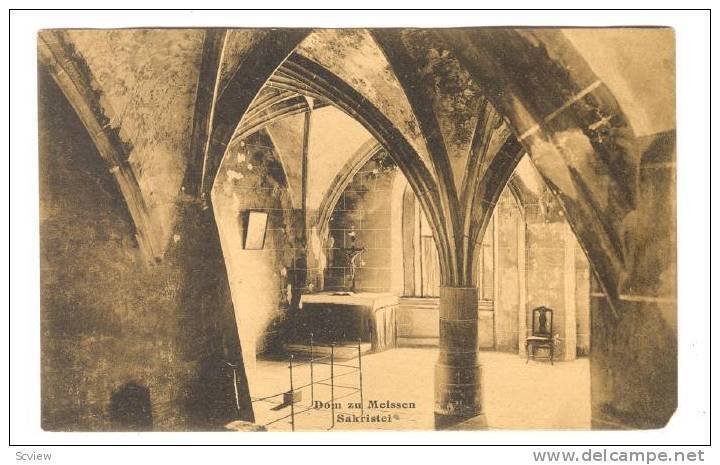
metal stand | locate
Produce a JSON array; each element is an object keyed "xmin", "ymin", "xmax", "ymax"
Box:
[{"xmin": 249, "ymin": 338, "xmax": 365, "ymax": 431}]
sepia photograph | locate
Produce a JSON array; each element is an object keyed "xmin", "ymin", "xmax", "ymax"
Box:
[
  {"xmin": 6, "ymin": 7, "xmax": 713, "ymax": 462},
  {"xmin": 35, "ymin": 24, "xmax": 678, "ymax": 433}
]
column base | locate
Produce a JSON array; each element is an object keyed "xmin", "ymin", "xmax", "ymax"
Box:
[
  {"xmin": 434, "ymin": 362, "xmax": 483, "ymax": 417},
  {"xmin": 435, "ymin": 412, "xmax": 488, "ymax": 430}
]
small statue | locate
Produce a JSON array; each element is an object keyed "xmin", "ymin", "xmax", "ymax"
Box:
[{"xmin": 342, "ymin": 232, "xmax": 365, "ymax": 293}]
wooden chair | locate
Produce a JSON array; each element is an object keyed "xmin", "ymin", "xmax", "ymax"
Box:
[{"xmin": 526, "ymin": 306, "xmax": 555, "ymax": 365}]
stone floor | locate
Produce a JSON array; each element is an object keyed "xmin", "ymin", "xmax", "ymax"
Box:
[{"xmin": 249, "ymin": 347, "xmax": 590, "ymax": 431}]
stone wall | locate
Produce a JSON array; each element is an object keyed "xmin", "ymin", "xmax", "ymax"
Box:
[
  {"xmin": 325, "ymin": 151, "xmax": 397, "ymax": 292},
  {"xmin": 212, "ymin": 130, "xmax": 307, "ymax": 376},
  {"xmin": 576, "ymin": 244, "xmax": 592, "ymax": 356},
  {"xmin": 65, "ymin": 29, "xmax": 205, "ymax": 249},
  {"xmin": 590, "ymin": 131, "xmax": 677, "ymax": 429},
  {"xmin": 40, "ymin": 71, "xmax": 249, "ymax": 431},
  {"xmin": 526, "ymin": 221, "xmax": 569, "ymax": 357},
  {"xmin": 482, "ymin": 184, "xmax": 592, "ymax": 359},
  {"xmin": 337, "ymin": 164, "xmax": 593, "ymax": 358},
  {"xmin": 492, "ymin": 190, "xmax": 522, "ymax": 352}
]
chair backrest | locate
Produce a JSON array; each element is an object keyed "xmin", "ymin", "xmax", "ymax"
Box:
[{"xmin": 531, "ymin": 306, "xmax": 553, "ymax": 337}]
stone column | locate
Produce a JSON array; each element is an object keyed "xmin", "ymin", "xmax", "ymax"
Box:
[
  {"xmin": 563, "ymin": 223, "xmax": 578, "ymax": 361},
  {"xmin": 435, "ymin": 286, "xmax": 485, "ymax": 428},
  {"xmin": 413, "ymin": 202, "xmax": 423, "ymax": 293},
  {"xmin": 517, "ymin": 218, "xmax": 528, "ymax": 356},
  {"xmin": 490, "ymin": 212, "xmax": 500, "ymax": 349},
  {"xmin": 304, "ymin": 225, "xmax": 325, "ymax": 291}
]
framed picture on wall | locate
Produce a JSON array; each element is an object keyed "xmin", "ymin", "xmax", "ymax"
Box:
[{"xmin": 244, "ymin": 210, "xmax": 268, "ymax": 250}]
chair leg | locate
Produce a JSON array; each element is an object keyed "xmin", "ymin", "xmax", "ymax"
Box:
[{"xmin": 550, "ymin": 345, "xmax": 554, "ymax": 365}]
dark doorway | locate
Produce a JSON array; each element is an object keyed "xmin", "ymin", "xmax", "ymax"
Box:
[{"xmin": 109, "ymin": 382, "xmax": 153, "ymax": 431}]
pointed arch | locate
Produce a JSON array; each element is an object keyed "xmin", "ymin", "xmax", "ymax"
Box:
[
  {"xmin": 315, "ymin": 139, "xmax": 383, "ymax": 240},
  {"xmin": 436, "ymin": 28, "xmax": 641, "ymax": 309},
  {"xmin": 268, "ymin": 53, "xmax": 455, "ymax": 286},
  {"xmin": 466, "ymin": 138, "xmax": 526, "ymax": 281},
  {"xmin": 199, "ymin": 29, "xmax": 310, "ymax": 198},
  {"xmin": 372, "ymin": 31, "xmax": 462, "ymax": 282},
  {"xmin": 37, "ymin": 30, "xmax": 164, "ymax": 262},
  {"xmin": 184, "ymin": 29, "xmax": 228, "ymax": 198}
]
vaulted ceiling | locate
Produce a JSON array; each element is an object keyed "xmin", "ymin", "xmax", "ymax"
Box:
[{"xmin": 38, "ymin": 27, "xmax": 675, "ymax": 308}]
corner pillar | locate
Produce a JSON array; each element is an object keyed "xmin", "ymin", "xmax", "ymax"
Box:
[
  {"xmin": 303, "ymin": 225, "xmax": 325, "ymax": 292},
  {"xmin": 517, "ymin": 219, "xmax": 528, "ymax": 356},
  {"xmin": 563, "ymin": 223, "xmax": 578, "ymax": 360}
]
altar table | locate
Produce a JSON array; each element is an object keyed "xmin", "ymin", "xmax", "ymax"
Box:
[{"xmin": 297, "ymin": 292, "xmax": 398, "ymax": 352}]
